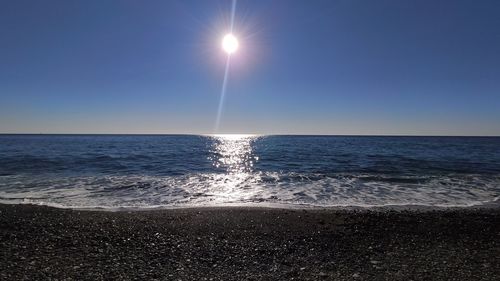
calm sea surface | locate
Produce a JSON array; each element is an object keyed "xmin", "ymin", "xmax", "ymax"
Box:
[{"xmin": 0, "ymin": 135, "xmax": 499, "ymax": 209}]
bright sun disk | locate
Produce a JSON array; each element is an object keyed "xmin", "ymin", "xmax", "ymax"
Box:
[{"xmin": 222, "ymin": 34, "xmax": 239, "ymax": 54}]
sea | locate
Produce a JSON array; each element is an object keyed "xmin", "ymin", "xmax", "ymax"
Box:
[{"xmin": 0, "ymin": 135, "xmax": 499, "ymax": 209}]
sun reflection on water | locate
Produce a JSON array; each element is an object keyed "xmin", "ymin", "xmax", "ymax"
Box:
[
  {"xmin": 211, "ymin": 134, "xmax": 257, "ymax": 173},
  {"xmin": 206, "ymin": 134, "xmax": 259, "ymax": 201}
]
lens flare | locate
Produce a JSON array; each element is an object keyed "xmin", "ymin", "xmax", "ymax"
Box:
[{"xmin": 215, "ymin": 0, "xmax": 238, "ymax": 132}]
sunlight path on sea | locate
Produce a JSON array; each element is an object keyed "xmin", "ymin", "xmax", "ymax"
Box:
[{"xmin": 207, "ymin": 134, "xmax": 258, "ymax": 202}]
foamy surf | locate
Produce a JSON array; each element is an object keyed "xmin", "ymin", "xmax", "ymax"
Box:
[{"xmin": 0, "ymin": 172, "xmax": 499, "ymax": 210}]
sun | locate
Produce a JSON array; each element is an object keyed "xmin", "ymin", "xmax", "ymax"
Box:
[{"xmin": 222, "ymin": 34, "xmax": 239, "ymax": 54}]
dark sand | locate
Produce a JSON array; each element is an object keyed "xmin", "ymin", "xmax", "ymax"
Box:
[{"xmin": 1, "ymin": 204, "xmax": 499, "ymax": 280}]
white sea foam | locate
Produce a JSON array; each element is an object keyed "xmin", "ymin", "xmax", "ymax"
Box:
[{"xmin": 0, "ymin": 172, "xmax": 499, "ymax": 209}]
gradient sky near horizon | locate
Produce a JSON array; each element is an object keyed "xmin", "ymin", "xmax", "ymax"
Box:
[{"xmin": 1, "ymin": 0, "xmax": 499, "ymax": 135}]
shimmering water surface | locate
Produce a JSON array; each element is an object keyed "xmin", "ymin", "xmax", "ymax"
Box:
[{"xmin": 0, "ymin": 135, "xmax": 499, "ymax": 209}]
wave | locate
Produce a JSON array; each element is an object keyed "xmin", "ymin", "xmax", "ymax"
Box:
[{"xmin": 0, "ymin": 172, "xmax": 499, "ymax": 209}]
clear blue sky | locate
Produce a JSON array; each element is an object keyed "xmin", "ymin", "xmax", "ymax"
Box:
[{"xmin": 1, "ymin": 0, "xmax": 499, "ymax": 135}]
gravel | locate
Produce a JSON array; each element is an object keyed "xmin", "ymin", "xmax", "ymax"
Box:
[{"xmin": 1, "ymin": 204, "xmax": 499, "ymax": 280}]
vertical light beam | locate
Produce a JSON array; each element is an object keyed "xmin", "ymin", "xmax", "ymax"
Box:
[
  {"xmin": 214, "ymin": 0, "xmax": 237, "ymax": 132},
  {"xmin": 215, "ymin": 56, "xmax": 231, "ymax": 132},
  {"xmin": 230, "ymin": 0, "xmax": 237, "ymax": 32}
]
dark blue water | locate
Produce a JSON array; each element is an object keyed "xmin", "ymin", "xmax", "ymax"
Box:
[{"xmin": 0, "ymin": 135, "xmax": 499, "ymax": 208}]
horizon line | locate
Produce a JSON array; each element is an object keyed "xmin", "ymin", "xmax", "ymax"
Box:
[{"xmin": 1, "ymin": 133, "xmax": 499, "ymax": 137}]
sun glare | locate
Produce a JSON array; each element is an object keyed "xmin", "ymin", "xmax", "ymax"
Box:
[{"xmin": 222, "ymin": 34, "xmax": 239, "ymax": 54}]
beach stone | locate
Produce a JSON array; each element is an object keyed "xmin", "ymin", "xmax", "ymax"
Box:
[{"xmin": 1, "ymin": 204, "xmax": 499, "ymax": 280}]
